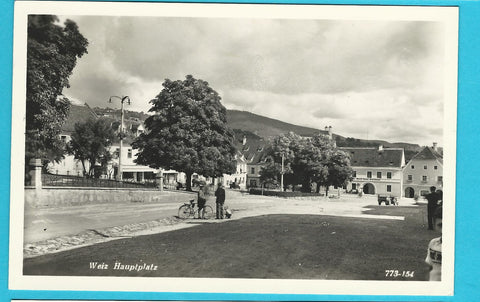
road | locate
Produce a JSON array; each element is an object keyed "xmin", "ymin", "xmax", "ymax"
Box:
[{"xmin": 24, "ymin": 190, "xmax": 420, "ymax": 257}]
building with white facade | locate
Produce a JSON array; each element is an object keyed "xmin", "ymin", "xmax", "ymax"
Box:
[{"xmin": 340, "ymin": 146, "xmax": 405, "ymax": 197}]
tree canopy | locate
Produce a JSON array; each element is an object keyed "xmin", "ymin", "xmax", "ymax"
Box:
[
  {"xmin": 260, "ymin": 132, "xmax": 352, "ymax": 193},
  {"xmin": 133, "ymin": 75, "xmax": 237, "ymax": 191},
  {"xmin": 67, "ymin": 118, "xmax": 115, "ymax": 178},
  {"xmin": 26, "ymin": 15, "xmax": 88, "ymax": 165}
]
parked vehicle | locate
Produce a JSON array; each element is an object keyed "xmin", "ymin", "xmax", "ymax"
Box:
[{"xmin": 377, "ymin": 194, "xmax": 398, "ymax": 206}]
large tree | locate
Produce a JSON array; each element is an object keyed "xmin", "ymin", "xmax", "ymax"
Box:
[
  {"xmin": 67, "ymin": 118, "xmax": 115, "ymax": 178},
  {"xmin": 309, "ymin": 134, "xmax": 352, "ymax": 195},
  {"xmin": 26, "ymin": 15, "xmax": 88, "ymax": 166},
  {"xmin": 133, "ymin": 75, "xmax": 237, "ymax": 191}
]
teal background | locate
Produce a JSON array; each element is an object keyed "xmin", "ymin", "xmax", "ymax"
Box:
[{"xmin": 0, "ymin": 0, "xmax": 478, "ymax": 300}]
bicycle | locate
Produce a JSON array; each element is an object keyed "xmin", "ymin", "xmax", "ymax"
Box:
[{"xmin": 178, "ymin": 199, "xmax": 214, "ymax": 219}]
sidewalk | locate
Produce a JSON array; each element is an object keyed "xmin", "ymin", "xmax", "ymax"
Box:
[{"xmin": 24, "ymin": 191, "xmax": 419, "ymax": 258}]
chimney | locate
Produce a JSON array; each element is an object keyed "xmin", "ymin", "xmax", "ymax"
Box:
[
  {"xmin": 432, "ymin": 142, "xmax": 438, "ymax": 151},
  {"xmin": 242, "ymin": 135, "xmax": 247, "ymax": 146},
  {"xmin": 328, "ymin": 126, "xmax": 332, "ymax": 139}
]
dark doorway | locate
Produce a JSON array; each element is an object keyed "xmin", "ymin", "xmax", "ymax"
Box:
[
  {"xmin": 405, "ymin": 187, "xmax": 415, "ymax": 198},
  {"xmin": 363, "ymin": 183, "xmax": 375, "ymax": 194}
]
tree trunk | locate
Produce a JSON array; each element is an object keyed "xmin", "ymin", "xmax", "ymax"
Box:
[
  {"xmin": 325, "ymin": 186, "xmax": 329, "ymax": 197},
  {"xmin": 316, "ymin": 182, "xmax": 321, "ymax": 193},
  {"xmin": 186, "ymin": 172, "xmax": 193, "ymax": 191},
  {"xmin": 301, "ymin": 177, "xmax": 311, "ymax": 193},
  {"xmin": 81, "ymin": 160, "xmax": 87, "ymax": 177}
]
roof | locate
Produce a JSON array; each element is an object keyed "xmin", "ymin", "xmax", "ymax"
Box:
[
  {"xmin": 339, "ymin": 147, "xmax": 405, "ymax": 168},
  {"xmin": 235, "ymin": 137, "xmax": 268, "ymax": 165},
  {"xmin": 62, "ymin": 104, "xmax": 98, "ymax": 134},
  {"xmin": 410, "ymin": 146, "xmax": 443, "ymax": 164}
]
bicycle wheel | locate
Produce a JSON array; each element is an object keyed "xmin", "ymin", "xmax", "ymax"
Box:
[
  {"xmin": 203, "ymin": 205, "xmax": 214, "ymax": 220},
  {"xmin": 178, "ymin": 205, "xmax": 192, "ymax": 219}
]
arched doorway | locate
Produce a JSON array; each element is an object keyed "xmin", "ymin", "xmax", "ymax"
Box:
[
  {"xmin": 363, "ymin": 183, "xmax": 375, "ymax": 195},
  {"xmin": 405, "ymin": 187, "xmax": 415, "ymax": 198}
]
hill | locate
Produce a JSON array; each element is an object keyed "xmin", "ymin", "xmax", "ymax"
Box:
[
  {"xmin": 226, "ymin": 109, "xmax": 420, "ymax": 151},
  {"xmin": 85, "ymin": 105, "xmax": 421, "ymax": 156},
  {"xmin": 226, "ymin": 110, "xmax": 329, "ymax": 138}
]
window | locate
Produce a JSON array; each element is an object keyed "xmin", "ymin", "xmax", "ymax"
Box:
[
  {"xmin": 251, "ymin": 167, "xmax": 255, "ymax": 174},
  {"xmin": 127, "ymin": 149, "xmax": 132, "ymax": 158},
  {"xmin": 377, "ymin": 172, "xmax": 382, "ymax": 178},
  {"xmin": 352, "ymin": 171, "xmax": 357, "ymax": 177},
  {"xmin": 61, "ymin": 135, "xmax": 67, "ymax": 142},
  {"xmin": 352, "ymin": 183, "xmax": 357, "ymax": 190},
  {"xmin": 434, "ymin": 166, "xmax": 438, "ymax": 170},
  {"xmin": 424, "ymin": 165, "xmax": 427, "ymax": 169},
  {"xmin": 408, "ymin": 175, "xmax": 413, "ymax": 181},
  {"xmin": 367, "ymin": 171, "xmax": 372, "ymax": 178},
  {"xmin": 387, "ymin": 185, "xmax": 392, "ymax": 192},
  {"xmin": 411, "ymin": 165, "xmax": 415, "ymax": 169},
  {"xmin": 387, "ymin": 172, "xmax": 392, "ymax": 179},
  {"xmin": 422, "ymin": 175, "xmax": 428, "ymax": 182},
  {"xmin": 438, "ymin": 176, "xmax": 443, "ymax": 182}
]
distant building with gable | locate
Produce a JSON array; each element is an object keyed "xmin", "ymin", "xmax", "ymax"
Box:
[
  {"xmin": 241, "ymin": 136, "xmax": 268, "ymax": 188},
  {"xmin": 402, "ymin": 143, "xmax": 443, "ymax": 198}
]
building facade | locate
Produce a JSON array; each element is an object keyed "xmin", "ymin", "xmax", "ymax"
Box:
[
  {"xmin": 222, "ymin": 151, "xmax": 248, "ymax": 189},
  {"xmin": 402, "ymin": 143, "xmax": 443, "ymax": 198},
  {"xmin": 340, "ymin": 146, "xmax": 405, "ymax": 197}
]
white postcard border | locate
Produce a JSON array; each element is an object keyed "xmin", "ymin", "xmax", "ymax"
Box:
[{"xmin": 9, "ymin": 1, "xmax": 458, "ymax": 296}]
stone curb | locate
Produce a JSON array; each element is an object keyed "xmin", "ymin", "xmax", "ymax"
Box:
[{"xmin": 24, "ymin": 216, "xmax": 182, "ymax": 258}]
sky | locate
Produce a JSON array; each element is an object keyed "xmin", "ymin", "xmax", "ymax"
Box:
[{"xmin": 60, "ymin": 14, "xmax": 446, "ymax": 146}]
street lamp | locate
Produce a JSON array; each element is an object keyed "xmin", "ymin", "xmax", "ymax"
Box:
[
  {"xmin": 109, "ymin": 95, "xmax": 131, "ymax": 181},
  {"xmin": 280, "ymin": 153, "xmax": 284, "ymax": 192}
]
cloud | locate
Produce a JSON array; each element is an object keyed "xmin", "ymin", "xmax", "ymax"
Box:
[{"xmin": 60, "ymin": 14, "xmax": 446, "ymax": 145}]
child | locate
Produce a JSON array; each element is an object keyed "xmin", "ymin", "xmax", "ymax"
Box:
[{"xmin": 425, "ymin": 206, "xmax": 442, "ymax": 281}]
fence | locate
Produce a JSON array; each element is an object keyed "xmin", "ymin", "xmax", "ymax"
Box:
[{"xmin": 41, "ymin": 173, "xmax": 157, "ymax": 189}]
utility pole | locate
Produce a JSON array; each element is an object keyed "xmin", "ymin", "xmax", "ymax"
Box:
[
  {"xmin": 109, "ymin": 96, "xmax": 131, "ymax": 181},
  {"xmin": 280, "ymin": 153, "xmax": 284, "ymax": 191}
]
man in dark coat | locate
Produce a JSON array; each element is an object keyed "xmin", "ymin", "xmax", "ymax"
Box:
[
  {"xmin": 215, "ymin": 183, "xmax": 226, "ymax": 219},
  {"xmin": 426, "ymin": 186, "xmax": 440, "ymax": 230}
]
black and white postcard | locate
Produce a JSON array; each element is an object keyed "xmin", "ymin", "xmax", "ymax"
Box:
[{"xmin": 10, "ymin": 1, "xmax": 458, "ymax": 296}]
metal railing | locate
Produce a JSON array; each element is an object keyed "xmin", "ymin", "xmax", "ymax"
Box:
[{"xmin": 41, "ymin": 173, "xmax": 157, "ymax": 189}]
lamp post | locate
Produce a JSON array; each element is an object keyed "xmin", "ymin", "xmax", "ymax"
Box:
[
  {"xmin": 280, "ymin": 153, "xmax": 284, "ymax": 192},
  {"xmin": 109, "ymin": 95, "xmax": 131, "ymax": 181}
]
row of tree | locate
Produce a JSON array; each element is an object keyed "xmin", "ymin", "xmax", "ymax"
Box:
[{"xmin": 260, "ymin": 132, "xmax": 353, "ymax": 194}]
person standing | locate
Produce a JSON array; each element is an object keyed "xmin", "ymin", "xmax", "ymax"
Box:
[
  {"xmin": 215, "ymin": 183, "xmax": 226, "ymax": 219},
  {"xmin": 197, "ymin": 183, "xmax": 207, "ymax": 219},
  {"xmin": 426, "ymin": 186, "xmax": 440, "ymax": 230}
]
